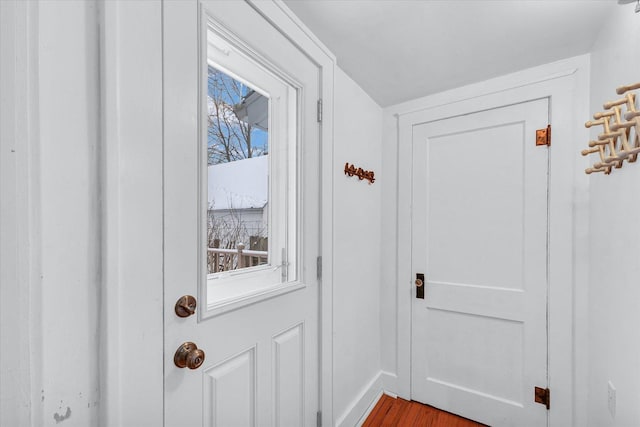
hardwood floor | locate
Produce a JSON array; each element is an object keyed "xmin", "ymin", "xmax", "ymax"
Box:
[{"xmin": 362, "ymin": 394, "xmax": 487, "ymax": 427}]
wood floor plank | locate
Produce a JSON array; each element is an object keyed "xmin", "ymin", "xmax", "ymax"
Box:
[
  {"xmin": 362, "ymin": 394, "xmax": 396, "ymax": 427},
  {"xmin": 382, "ymin": 398, "xmax": 410, "ymax": 426},
  {"xmin": 395, "ymin": 400, "xmax": 422, "ymax": 426},
  {"xmin": 363, "ymin": 394, "xmax": 486, "ymax": 427}
]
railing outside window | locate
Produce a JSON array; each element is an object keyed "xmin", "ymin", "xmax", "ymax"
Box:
[{"xmin": 207, "ymin": 244, "xmax": 268, "ymax": 273}]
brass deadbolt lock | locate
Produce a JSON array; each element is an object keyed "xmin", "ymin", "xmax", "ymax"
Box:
[
  {"xmin": 175, "ymin": 295, "xmax": 197, "ymax": 318},
  {"xmin": 416, "ymin": 273, "xmax": 425, "ymax": 299},
  {"xmin": 174, "ymin": 342, "xmax": 205, "ymax": 370}
]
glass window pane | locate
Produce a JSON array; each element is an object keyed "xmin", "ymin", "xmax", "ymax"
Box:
[{"xmin": 206, "ymin": 65, "xmax": 269, "ymax": 274}]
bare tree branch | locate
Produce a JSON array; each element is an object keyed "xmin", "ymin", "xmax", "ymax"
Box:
[{"xmin": 207, "ymin": 66, "xmax": 261, "ymax": 165}]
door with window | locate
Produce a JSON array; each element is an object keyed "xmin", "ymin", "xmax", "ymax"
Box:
[
  {"xmin": 163, "ymin": 2, "xmax": 320, "ymax": 425},
  {"xmin": 411, "ymin": 98, "xmax": 550, "ymax": 426}
]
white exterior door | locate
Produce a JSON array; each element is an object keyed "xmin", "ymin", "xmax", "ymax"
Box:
[
  {"xmin": 163, "ymin": 2, "xmax": 320, "ymax": 426},
  {"xmin": 411, "ymin": 99, "xmax": 550, "ymax": 426}
]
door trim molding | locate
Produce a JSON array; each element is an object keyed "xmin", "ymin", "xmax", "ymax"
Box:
[
  {"xmin": 246, "ymin": 3, "xmax": 336, "ymax": 424},
  {"xmin": 392, "ymin": 55, "xmax": 590, "ymax": 427},
  {"xmin": 100, "ymin": 2, "xmax": 165, "ymax": 425}
]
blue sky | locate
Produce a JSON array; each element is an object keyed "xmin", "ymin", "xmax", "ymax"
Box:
[{"xmin": 207, "ymin": 65, "xmax": 268, "ymax": 163}]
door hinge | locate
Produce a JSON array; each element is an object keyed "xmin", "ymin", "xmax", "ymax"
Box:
[
  {"xmin": 536, "ymin": 124, "xmax": 551, "ymax": 146},
  {"xmin": 317, "ymin": 99, "xmax": 323, "ymax": 123},
  {"xmin": 534, "ymin": 386, "xmax": 550, "ymax": 410},
  {"xmin": 316, "ymin": 256, "xmax": 322, "ymax": 280},
  {"xmin": 316, "ymin": 411, "xmax": 322, "ymax": 427}
]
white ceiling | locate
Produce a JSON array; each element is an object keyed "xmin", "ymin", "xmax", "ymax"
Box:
[{"xmin": 283, "ymin": 0, "xmax": 616, "ymax": 107}]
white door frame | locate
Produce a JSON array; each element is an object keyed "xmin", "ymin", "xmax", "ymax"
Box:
[
  {"xmin": 99, "ymin": 1, "xmax": 336, "ymax": 425},
  {"xmin": 394, "ymin": 56, "xmax": 590, "ymax": 426}
]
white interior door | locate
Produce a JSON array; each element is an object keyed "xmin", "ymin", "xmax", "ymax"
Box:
[
  {"xmin": 411, "ymin": 99, "xmax": 550, "ymax": 426},
  {"xmin": 163, "ymin": 1, "xmax": 320, "ymax": 426}
]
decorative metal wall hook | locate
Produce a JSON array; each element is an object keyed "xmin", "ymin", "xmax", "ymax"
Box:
[{"xmin": 344, "ymin": 162, "xmax": 375, "ymax": 184}]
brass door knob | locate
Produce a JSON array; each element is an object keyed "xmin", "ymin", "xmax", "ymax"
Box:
[
  {"xmin": 175, "ymin": 295, "xmax": 197, "ymax": 317},
  {"xmin": 174, "ymin": 342, "xmax": 205, "ymax": 369},
  {"xmin": 415, "ymin": 279, "xmax": 424, "ymax": 287}
]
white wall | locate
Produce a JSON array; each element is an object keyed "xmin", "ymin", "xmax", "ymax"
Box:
[
  {"xmin": 332, "ymin": 68, "xmax": 384, "ymax": 426},
  {"xmin": 587, "ymin": 5, "xmax": 640, "ymax": 427},
  {"xmin": 1, "ymin": 2, "xmax": 102, "ymax": 425},
  {"xmin": 38, "ymin": 1, "xmax": 102, "ymax": 425},
  {"xmin": 1, "ymin": 1, "xmax": 34, "ymax": 425}
]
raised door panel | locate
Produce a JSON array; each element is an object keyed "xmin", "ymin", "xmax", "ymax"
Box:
[
  {"xmin": 425, "ymin": 122, "xmax": 525, "ymax": 289},
  {"xmin": 273, "ymin": 323, "xmax": 304, "ymax": 427},
  {"xmin": 204, "ymin": 348, "xmax": 256, "ymax": 427}
]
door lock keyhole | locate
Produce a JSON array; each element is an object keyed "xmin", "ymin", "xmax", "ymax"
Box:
[{"xmin": 174, "ymin": 342, "xmax": 205, "ymax": 370}]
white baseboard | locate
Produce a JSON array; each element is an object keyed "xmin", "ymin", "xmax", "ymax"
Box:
[
  {"xmin": 335, "ymin": 372, "xmax": 384, "ymax": 427},
  {"xmin": 380, "ymin": 371, "xmax": 398, "ymax": 398},
  {"xmin": 355, "ymin": 389, "xmax": 384, "ymax": 427},
  {"xmin": 334, "ymin": 370, "xmax": 405, "ymax": 427}
]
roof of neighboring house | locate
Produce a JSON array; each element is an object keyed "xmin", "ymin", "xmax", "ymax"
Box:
[
  {"xmin": 233, "ymin": 89, "xmax": 269, "ymax": 131},
  {"xmin": 208, "ymin": 155, "xmax": 268, "ymax": 210}
]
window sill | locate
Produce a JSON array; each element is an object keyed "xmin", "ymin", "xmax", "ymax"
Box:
[{"xmin": 201, "ymin": 280, "xmax": 306, "ymax": 320}]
